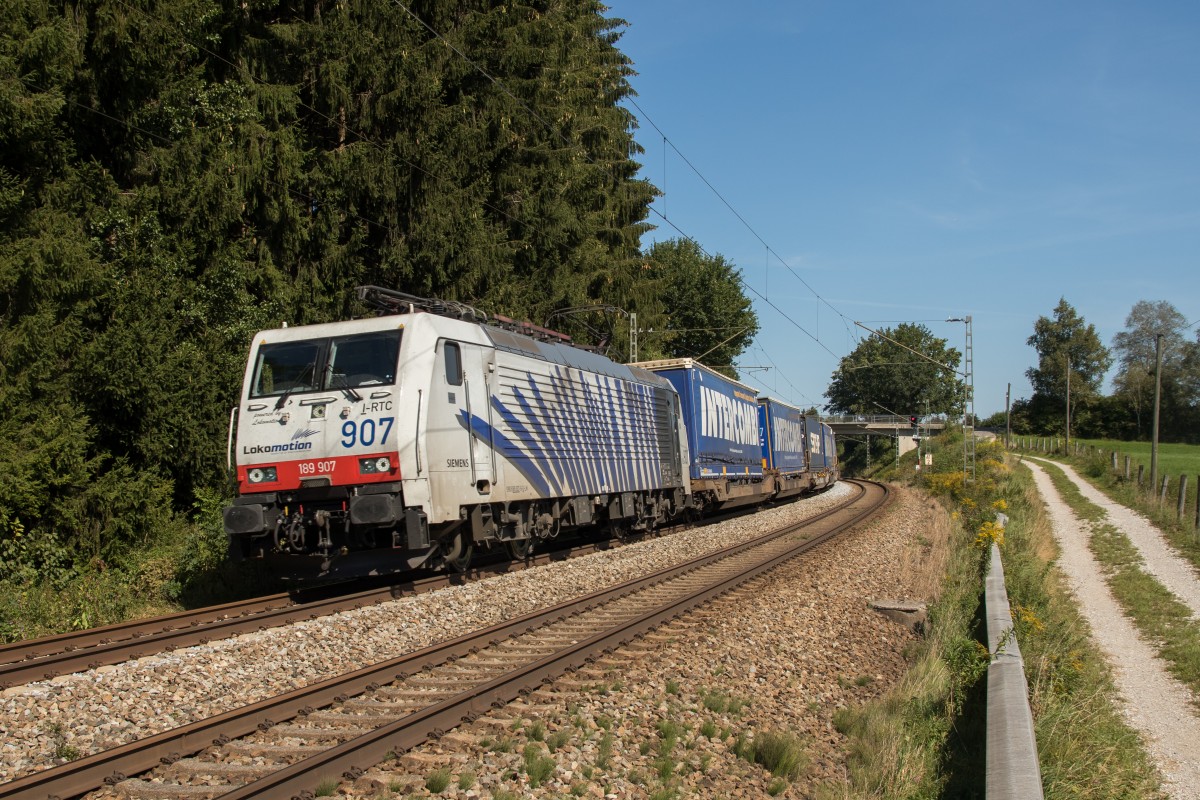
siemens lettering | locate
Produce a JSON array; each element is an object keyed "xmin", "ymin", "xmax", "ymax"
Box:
[
  {"xmin": 242, "ymin": 442, "xmax": 314, "ymax": 454},
  {"xmin": 701, "ymin": 386, "xmax": 758, "ymax": 446}
]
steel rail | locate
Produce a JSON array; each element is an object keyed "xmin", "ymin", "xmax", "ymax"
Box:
[
  {"xmin": 219, "ymin": 481, "xmax": 889, "ymax": 800},
  {"xmin": 0, "ymin": 481, "xmax": 886, "ymax": 800},
  {"xmin": 0, "ymin": 540, "xmax": 620, "ymax": 687},
  {"xmin": 0, "ymin": 595, "xmax": 295, "ymax": 667},
  {"xmin": 0, "ymin": 496, "xmax": 785, "ymax": 687}
]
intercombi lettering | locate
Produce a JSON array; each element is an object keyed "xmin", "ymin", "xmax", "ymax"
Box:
[
  {"xmin": 700, "ymin": 386, "xmax": 759, "ymax": 446},
  {"xmin": 772, "ymin": 417, "xmax": 805, "ymax": 452}
]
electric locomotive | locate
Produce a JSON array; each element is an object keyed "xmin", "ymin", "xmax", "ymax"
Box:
[{"xmin": 223, "ymin": 286, "xmax": 691, "ymax": 580}]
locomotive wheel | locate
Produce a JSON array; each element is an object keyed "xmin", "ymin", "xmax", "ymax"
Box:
[
  {"xmin": 505, "ymin": 538, "xmax": 532, "ymax": 561},
  {"xmin": 440, "ymin": 533, "xmax": 473, "ymax": 573},
  {"xmin": 608, "ymin": 518, "xmax": 632, "ymax": 543}
]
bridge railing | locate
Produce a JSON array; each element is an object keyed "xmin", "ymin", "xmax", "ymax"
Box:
[{"xmin": 822, "ymin": 414, "xmax": 951, "ymax": 426}]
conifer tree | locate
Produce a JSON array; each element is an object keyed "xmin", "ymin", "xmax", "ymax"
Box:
[{"xmin": 0, "ymin": 0, "xmax": 658, "ymax": 582}]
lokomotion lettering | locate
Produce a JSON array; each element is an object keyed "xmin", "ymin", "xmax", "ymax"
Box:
[
  {"xmin": 700, "ymin": 386, "xmax": 759, "ymax": 446},
  {"xmin": 243, "ymin": 442, "xmax": 314, "ymax": 454}
]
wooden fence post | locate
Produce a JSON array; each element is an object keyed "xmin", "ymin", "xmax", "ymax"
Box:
[
  {"xmin": 1124, "ymin": 455, "xmax": 1131, "ymax": 481},
  {"xmin": 1137, "ymin": 464, "xmax": 1144, "ymax": 489},
  {"xmin": 1111, "ymin": 451, "xmax": 1118, "ymax": 471},
  {"xmin": 1160, "ymin": 475, "xmax": 1170, "ymax": 506},
  {"xmin": 1195, "ymin": 475, "xmax": 1199, "ymax": 531},
  {"xmin": 1178, "ymin": 476, "xmax": 1188, "ymax": 521}
]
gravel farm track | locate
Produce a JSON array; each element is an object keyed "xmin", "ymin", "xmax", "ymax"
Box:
[
  {"xmin": 1, "ymin": 481, "xmax": 950, "ymax": 799},
  {"xmin": 1024, "ymin": 457, "xmax": 1200, "ymax": 800}
]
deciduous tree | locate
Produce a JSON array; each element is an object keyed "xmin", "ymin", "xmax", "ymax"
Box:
[
  {"xmin": 826, "ymin": 324, "xmax": 964, "ymax": 417},
  {"xmin": 1111, "ymin": 300, "xmax": 1198, "ymax": 440},
  {"xmin": 633, "ymin": 238, "xmax": 758, "ymax": 377},
  {"xmin": 1024, "ymin": 298, "xmax": 1111, "ymax": 435}
]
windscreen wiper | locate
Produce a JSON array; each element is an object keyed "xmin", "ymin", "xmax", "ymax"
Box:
[
  {"xmin": 327, "ymin": 368, "xmax": 363, "ymax": 403},
  {"xmin": 275, "ymin": 362, "xmax": 317, "ymax": 409}
]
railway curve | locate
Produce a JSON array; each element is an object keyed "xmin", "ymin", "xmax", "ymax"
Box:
[{"xmin": 0, "ymin": 481, "xmax": 887, "ymax": 800}]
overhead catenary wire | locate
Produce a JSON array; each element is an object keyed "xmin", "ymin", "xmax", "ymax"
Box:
[
  {"xmin": 627, "ymin": 96, "xmax": 857, "ymax": 340},
  {"xmin": 648, "ymin": 206, "xmax": 839, "ymax": 360},
  {"xmin": 94, "ymin": 0, "xmax": 852, "ymax": 409},
  {"xmin": 382, "ymin": 2, "xmax": 856, "ymax": 395}
]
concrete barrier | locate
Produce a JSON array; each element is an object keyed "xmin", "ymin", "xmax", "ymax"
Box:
[{"xmin": 985, "ymin": 532, "xmax": 1044, "ymax": 799}]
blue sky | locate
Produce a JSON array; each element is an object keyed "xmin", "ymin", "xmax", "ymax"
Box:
[{"xmin": 604, "ymin": 0, "xmax": 1200, "ymax": 417}]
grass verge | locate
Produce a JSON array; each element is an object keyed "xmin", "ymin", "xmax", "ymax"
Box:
[
  {"xmin": 829, "ymin": 433, "xmax": 1165, "ymax": 798},
  {"xmin": 1034, "ymin": 458, "xmax": 1200, "ymax": 699},
  {"xmin": 1016, "ymin": 443, "xmax": 1200, "ymax": 576}
]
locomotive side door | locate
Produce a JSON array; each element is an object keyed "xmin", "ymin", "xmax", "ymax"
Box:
[
  {"xmin": 459, "ymin": 343, "xmax": 496, "ymax": 494},
  {"xmin": 429, "ymin": 340, "xmax": 495, "ymax": 498}
]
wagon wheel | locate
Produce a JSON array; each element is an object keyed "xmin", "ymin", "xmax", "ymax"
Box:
[
  {"xmin": 505, "ymin": 538, "xmax": 533, "ymax": 561},
  {"xmin": 440, "ymin": 532, "xmax": 474, "ymax": 573}
]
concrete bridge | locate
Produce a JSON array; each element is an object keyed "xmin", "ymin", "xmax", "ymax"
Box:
[
  {"xmin": 822, "ymin": 415, "xmax": 949, "ymax": 457},
  {"xmin": 822, "ymin": 414, "xmax": 948, "ymax": 433}
]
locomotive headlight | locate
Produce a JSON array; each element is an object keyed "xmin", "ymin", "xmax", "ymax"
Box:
[
  {"xmin": 359, "ymin": 457, "xmax": 392, "ymax": 474},
  {"xmin": 247, "ymin": 467, "xmax": 277, "ymax": 483}
]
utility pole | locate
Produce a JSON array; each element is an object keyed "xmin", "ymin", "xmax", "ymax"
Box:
[
  {"xmin": 947, "ymin": 316, "xmax": 974, "ymax": 482},
  {"xmin": 1005, "ymin": 382, "xmax": 1011, "ymax": 449},
  {"xmin": 1065, "ymin": 356, "xmax": 1071, "ymax": 455},
  {"xmin": 630, "ymin": 313, "xmax": 638, "ymax": 362},
  {"xmin": 1150, "ymin": 333, "xmax": 1163, "ymax": 490}
]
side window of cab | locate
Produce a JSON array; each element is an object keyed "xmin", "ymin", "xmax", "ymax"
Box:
[{"xmin": 444, "ymin": 342, "xmax": 463, "ymax": 386}]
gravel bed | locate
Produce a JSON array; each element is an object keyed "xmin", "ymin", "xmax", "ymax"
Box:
[
  {"xmin": 1, "ymin": 484, "xmax": 866, "ymax": 782},
  {"xmin": 343, "ymin": 485, "xmax": 942, "ymax": 799}
]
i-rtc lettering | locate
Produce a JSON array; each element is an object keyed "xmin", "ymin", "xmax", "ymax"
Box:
[{"xmin": 242, "ymin": 442, "xmax": 314, "ymax": 454}]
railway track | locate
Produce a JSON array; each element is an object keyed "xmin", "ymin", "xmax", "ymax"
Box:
[
  {"xmin": 0, "ymin": 543, "xmax": 622, "ymax": 689},
  {"xmin": 1, "ymin": 480, "xmax": 887, "ymax": 800},
  {"xmin": 0, "ymin": 499, "xmax": 777, "ymax": 689}
]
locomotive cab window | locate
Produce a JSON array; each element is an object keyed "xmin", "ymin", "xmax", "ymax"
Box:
[
  {"xmin": 328, "ymin": 331, "xmax": 401, "ymax": 389},
  {"xmin": 250, "ymin": 330, "xmax": 401, "ymax": 398},
  {"xmin": 251, "ymin": 340, "xmax": 322, "ymax": 397},
  {"xmin": 444, "ymin": 342, "xmax": 463, "ymax": 386}
]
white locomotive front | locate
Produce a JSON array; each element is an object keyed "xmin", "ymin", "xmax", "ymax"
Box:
[{"xmin": 224, "ymin": 287, "xmax": 691, "ymax": 580}]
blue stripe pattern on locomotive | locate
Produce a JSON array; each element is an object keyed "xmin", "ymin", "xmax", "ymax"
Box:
[{"xmin": 457, "ymin": 365, "xmax": 672, "ymax": 498}]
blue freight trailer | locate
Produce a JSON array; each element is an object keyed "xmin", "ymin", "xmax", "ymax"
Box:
[
  {"xmin": 758, "ymin": 397, "xmax": 817, "ymax": 498},
  {"xmin": 630, "ymin": 358, "xmax": 770, "ymax": 510},
  {"xmin": 808, "ymin": 417, "xmax": 839, "ymax": 489},
  {"xmin": 758, "ymin": 397, "xmax": 808, "ymax": 475}
]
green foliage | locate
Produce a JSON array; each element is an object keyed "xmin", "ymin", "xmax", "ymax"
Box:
[
  {"xmin": 0, "ymin": 0, "xmax": 658, "ymax": 624},
  {"xmin": 634, "ymin": 238, "xmax": 759, "ymax": 377},
  {"xmin": 1110, "ymin": 300, "xmax": 1200, "ymax": 442},
  {"xmin": 521, "ymin": 743, "xmax": 555, "ymax": 788},
  {"xmin": 424, "ymin": 767, "xmax": 451, "ymax": 793},
  {"xmin": 826, "ymin": 323, "xmax": 964, "ymax": 416},
  {"xmin": 1024, "ymin": 297, "xmax": 1113, "ymax": 436},
  {"xmin": 749, "ymin": 729, "xmax": 808, "ymax": 780}
]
